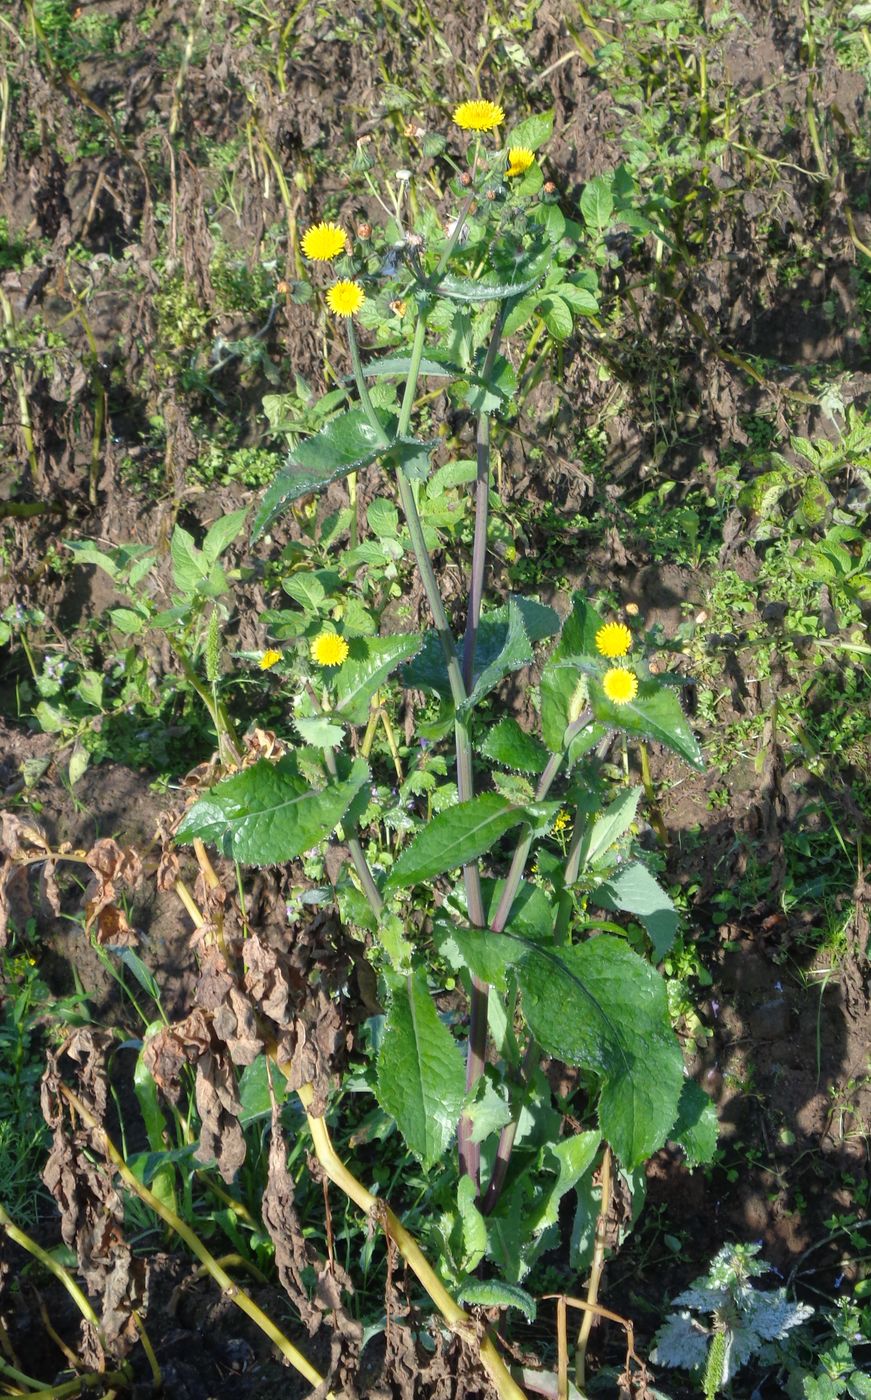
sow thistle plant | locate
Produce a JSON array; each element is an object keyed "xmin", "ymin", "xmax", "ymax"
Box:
[{"xmin": 42, "ymin": 101, "xmax": 719, "ymax": 1398}]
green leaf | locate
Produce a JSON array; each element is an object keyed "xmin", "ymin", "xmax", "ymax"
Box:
[
  {"xmin": 464, "ymin": 355, "xmax": 517, "ymax": 415},
  {"xmin": 176, "ymin": 756, "xmax": 370, "ymax": 866},
  {"xmin": 587, "ymin": 674, "xmax": 703, "ymax": 770},
  {"xmin": 202, "ymin": 509, "xmax": 248, "ymax": 564},
  {"xmin": 335, "ymin": 634, "xmax": 422, "ymax": 724},
  {"xmin": 580, "ymin": 174, "xmax": 614, "ymax": 229},
  {"xmin": 238, "ymin": 1053, "xmax": 287, "ymax": 1121},
  {"xmin": 577, "ymin": 787, "xmax": 642, "ymax": 869},
  {"xmin": 456, "ymin": 1174, "xmax": 487, "ymax": 1270},
  {"xmin": 383, "ymin": 794, "xmax": 528, "ymax": 892},
  {"xmin": 535, "ymin": 1132, "xmax": 602, "ymax": 1231},
  {"xmin": 670, "ymin": 1079, "xmax": 718, "ymax": 1168},
  {"xmin": 292, "ymin": 715, "xmax": 345, "ymax": 748},
  {"xmin": 505, "ymin": 109, "xmax": 554, "ymax": 152},
  {"xmin": 557, "ymin": 282, "xmax": 599, "ymax": 315},
  {"xmin": 109, "ymin": 606, "xmax": 147, "ymax": 636},
  {"xmin": 502, "ymin": 291, "xmax": 541, "ymax": 337},
  {"xmin": 376, "ymin": 967, "xmax": 466, "ymax": 1169},
  {"xmin": 467, "ymin": 1078, "xmax": 513, "ymax": 1143},
  {"xmin": 170, "ymin": 526, "xmax": 207, "ymax": 594},
  {"xmin": 458, "ymin": 1279, "xmax": 537, "ymax": 1322},
  {"xmin": 253, "ymin": 408, "xmax": 395, "ymax": 538},
  {"xmin": 593, "ymin": 861, "xmax": 680, "ymax": 960},
  {"xmin": 389, "ymin": 435, "xmax": 435, "ymax": 481},
  {"xmin": 436, "ymin": 246, "xmax": 554, "ymax": 303},
  {"xmin": 366, "ymin": 498, "xmax": 400, "ymax": 537},
  {"xmin": 363, "ymin": 353, "xmax": 460, "ymax": 378},
  {"xmin": 517, "ymin": 936, "xmax": 685, "ymax": 1167},
  {"xmin": 282, "ymin": 572, "xmax": 327, "ymax": 612},
  {"xmin": 404, "ymin": 597, "xmax": 559, "ymax": 706},
  {"xmin": 427, "ymin": 458, "xmax": 478, "ymax": 496},
  {"xmin": 437, "ymin": 923, "xmax": 517, "ymax": 992},
  {"xmin": 540, "ymin": 295, "xmax": 573, "ymax": 340},
  {"xmin": 480, "ymin": 717, "xmax": 549, "ymax": 775},
  {"xmin": 539, "ymin": 595, "xmax": 609, "ymax": 755}
]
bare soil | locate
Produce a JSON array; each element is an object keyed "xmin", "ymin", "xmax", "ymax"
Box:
[{"xmin": 1, "ymin": 0, "xmax": 869, "ymax": 1395}]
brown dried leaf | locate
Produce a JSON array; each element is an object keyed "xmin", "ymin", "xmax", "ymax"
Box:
[
  {"xmin": 83, "ymin": 838, "xmax": 142, "ymax": 939},
  {"xmin": 89, "ymin": 901, "xmax": 139, "ymax": 947},
  {"xmin": 0, "ymin": 813, "xmax": 53, "ymax": 948},
  {"xmin": 40, "ymin": 1030, "xmax": 147, "ymax": 1357}
]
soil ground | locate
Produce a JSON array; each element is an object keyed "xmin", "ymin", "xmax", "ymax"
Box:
[{"xmin": 0, "ymin": 0, "xmax": 869, "ymax": 1396}]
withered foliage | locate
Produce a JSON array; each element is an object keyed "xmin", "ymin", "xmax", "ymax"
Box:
[
  {"xmin": 83, "ymin": 837, "xmax": 143, "ymax": 946},
  {"xmin": 367, "ymin": 1264, "xmax": 493, "ymax": 1400},
  {"xmin": 262, "ymin": 1101, "xmax": 362, "ymax": 1393},
  {"xmin": 41, "ymin": 1029, "xmax": 147, "ymax": 1364},
  {"xmin": 0, "ymin": 813, "xmax": 61, "ymax": 948},
  {"xmin": 144, "ymin": 910, "xmax": 357, "ymax": 1186}
]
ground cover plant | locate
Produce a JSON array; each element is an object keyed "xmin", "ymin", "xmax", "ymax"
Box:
[{"xmin": 0, "ymin": 1, "xmax": 869, "ymax": 1397}]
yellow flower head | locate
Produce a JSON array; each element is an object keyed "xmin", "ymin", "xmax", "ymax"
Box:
[
  {"xmin": 507, "ymin": 147, "xmax": 534, "ymax": 178},
  {"xmin": 553, "ymin": 809, "xmax": 571, "ymax": 834},
  {"xmin": 595, "ymin": 621, "xmax": 633, "ymax": 659},
  {"xmin": 259, "ymin": 649, "xmax": 282, "ymax": 671},
  {"xmin": 326, "ymin": 280, "xmax": 366, "ymax": 317},
  {"xmin": 452, "ymin": 99, "xmax": 505, "ymax": 132},
  {"xmin": 602, "ymin": 667, "xmax": 638, "ymax": 706},
  {"xmin": 311, "ymin": 632, "xmax": 349, "ymax": 668},
  {"xmin": 301, "ymin": 221, "xmax": 346, "ymax": 262}
]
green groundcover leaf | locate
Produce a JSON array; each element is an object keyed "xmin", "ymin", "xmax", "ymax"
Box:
[
  {"xmin": 177, "ymin": 755, "xmax": 369, "ymax": 866},
  {"xmin": 505, "ymin": 109, "xmax": 554, "ymax": 152},
  {"xmin": 376, "ymin": 967, "xmax": 466, "ymax": 1169},
  {"xmin": 384, "ymin": 794, "xmax": 528, "ymax": 892},
  {"xmin": 253, "ymin": 408, "xmax": 395, "ymax": 537},
  {"xmin": 335, "ymin": 634, "xmax": 422, "ymax": 724}
]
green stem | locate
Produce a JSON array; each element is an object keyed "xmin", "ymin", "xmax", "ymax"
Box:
[
  {"xmin": 60, "ymin": 1086, "xmax": 331, "ymax": 1396},
  {"xmin": 170, "ymin": 641, "xmax": 241, "ymax": 767},
  {"xmin": 347, "ymin": 319, "xmax": 389, "ymax": 443},
  {"xmin": 0, "ymin": 1202, "xmax": 104, "ymax": 1343},
  {"xmin": 319, "ymin": 723, "xmax": 384, "ymax": 921}
]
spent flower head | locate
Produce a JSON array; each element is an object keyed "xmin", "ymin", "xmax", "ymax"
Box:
[
  {"xmin": 301, "ymin": 221, "xmax": 346, "ymax": 261},
  {"xmin": 311, "ymin": 633, "xmax": 349, "ymax": 667},
  {"xmin": 506, "ymin": 147, "xmax": 534, "ymax": 177},
  {"xmin": 595, "ymin": 622, "xmax": 633, "ymax": 659},
  {"xmin": 602, "ymin": 667, "xmax": 638, "ymax": 706},
  {"xmin": 326, "ymin": 280, "xmax": 366, "ymax": 317},
  {"xmin": 452, "ymin": 99, "xmax": 505, "ymax": 132}
]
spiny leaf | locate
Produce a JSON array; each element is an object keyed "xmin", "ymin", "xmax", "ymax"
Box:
[
  {"xmin": 383, "ymin": 794, "xmax": 528, "ymax": 892},
  {"xmin": 480, "ymin": 717, "xmax": 549, "ymax": 775},
  {"xmin": 518, "ymin": 936, "xmax": 684, "ymax": 1167},
  {"xmin": 458, "ymin": 1279, "xmax": 537, "ymax": 1322},
  {"xmin": 334, "ymin": 634, "xmax": 423, "ymax": 725},
  {"xmin": 376, "ymin": 967, "xmax": 466, "ymax": 1169},
  {"xmin": 253, "ymin": 409, "xmax": 395, "ymax": 537},
  {"xmin": 176, "ymin": 756, "xmax": 369, "ymax": 866}
]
